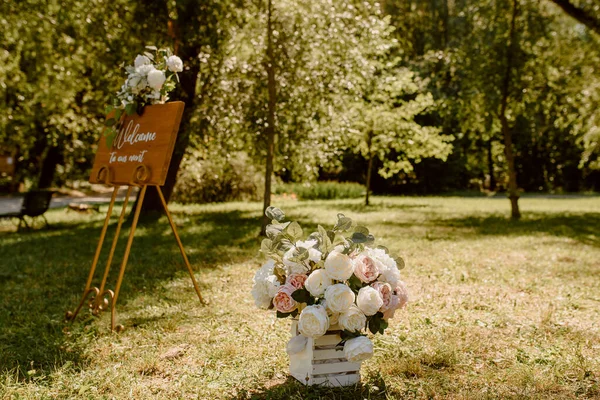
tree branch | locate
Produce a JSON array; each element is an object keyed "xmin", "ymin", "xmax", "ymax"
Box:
[{"xmin": 549, "ymin": 0, "xmax": 600, "ymax": 35}]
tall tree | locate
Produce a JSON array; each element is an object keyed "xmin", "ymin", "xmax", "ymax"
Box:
[
  {"xmin": 499, "ymin": 0, "xmax": 521, "ymax": 219},
  {"xmin": 261, "ymin": 0, "xmax": 277, "ymax": 233}
]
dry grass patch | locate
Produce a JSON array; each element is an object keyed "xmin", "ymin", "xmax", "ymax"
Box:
[{"xmin": 0, "ymin": 196, "xmax": 599, "ymax": 399}]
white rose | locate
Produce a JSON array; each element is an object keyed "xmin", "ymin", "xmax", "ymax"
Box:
[
  {"xmin": 147, "ymin": 69, "xmax": 166, "ymax": 90},
  {"xmin": 298, "ymin": 305, "xmax": 329, "ymax": 338},
  {"xmin": 367, "ymin": 247, "xmax": 401, "ymax": 287},
  {"xmin": 356, "ymin": 286, "xmax": 383, "ymax": 316},
  {"xmin": 329, "ymin": 312, "xmax": 340, "ymax": 325},
  {"xmin": 251, "ymin": 259, "xmax": 277, "ymax": 308},
  {"xmin": 251, "ymin": 282, "xmax": 271, "ymax": 309},
  {"xmin": 304, "ymin": 269, "xmax": 333, "ymax": 297},
  {"xmin": 324, "ymin": 283, "xmax": 355, "ymax": 314},
  {"xmin": 265, "ymin": 275, "xmax": 281, "ymax": 298},
  {"xmin": 134, "ymin": 54, "xmax": 151, "ymax": 68},
  {"xmin": 321, "ymin": 300, "xmax": 340, "ymax": 325},
  {"xmin": 367, "ymin": 248, "xmax": 397, "ymax": 270},
  {"xmin": 339, "ymin": 305, "xmax": 367, "ymax": 333},
  {"xmin": 324, "ymin": 251, "xmax": 354, "ymax": 281},
  {"xmin": 286, "ymin": 334, "xmax": 308, "ymax": 355},
  {"xmin": 307, "ymin": 247, "xmax": 322, "ymax": 263},
  {"xmin": 380, "ymin": 266, "xmax": 401, "ymax": 288},
  {"xmin": 166, "ymin": 55, "xmax": 184, "ymax": 72},
  {"xmin": 344, "ymin": 336, "xmax": 373, "ymax": 362},
  {"xmin": 135, "ymin": 64, "xmax": 154, "ymax": 76}
]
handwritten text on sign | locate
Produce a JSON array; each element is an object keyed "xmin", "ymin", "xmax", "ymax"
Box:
[{"xmin": 89, "ymin": 101, "xmax": 185, "ymax": 186}]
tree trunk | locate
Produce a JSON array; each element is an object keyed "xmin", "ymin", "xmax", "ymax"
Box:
[
  {"xmin": 38, "ymin": 146, "xmax": 61, "ymax": 189},
  {"xmin": 487, "ymin": 137, "xmax": 496, "ymax": 191},
  {"xmin": 261, "ymin": 0, "xmax": 277, "ymax": 235},
  {"xmin": 486, "ymin": 116, "xmax": 496, "ymax": 191},
  {"xmin": 499, "ymin": 0, "xmax": 520, "ymax": 219},
  {"xmin": 137, "ymin": 5, "xmax": 200, "ymax": 217},
  {"xmin": 365, "ymin": 131, "xmax": 374, "ymax": 206}
]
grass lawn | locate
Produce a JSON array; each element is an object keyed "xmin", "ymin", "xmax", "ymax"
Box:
[{"xmin": 1, "ymin": 196, "xmax": 599, "ymax": 399}]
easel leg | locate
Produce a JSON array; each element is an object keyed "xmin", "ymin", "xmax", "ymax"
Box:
[
  {"xmin": 155, "ymin": 186, "xmax": 205, "ymax": 304},
  {"xmin": 66, "ymin": 187, "xmax": 120, "ymax": 321},
  {"xmin": 93, "ymin": 186, "xmax": 133, "ymax": 314},
  {"xmin": 110, "ymin": 185, "xmax": 147, "ymax": 331}
]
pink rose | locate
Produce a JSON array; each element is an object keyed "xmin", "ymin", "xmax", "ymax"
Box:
[
  {"xmin": 286, "ymin": 273, "xmax": 308, "ymax": 289},
  {"xmin": 371, "ymin": 281, "xmax": 393, "ymax": 311},
  {"xmin": 353, "ymin": 254, "xmax": 380, "ymax": 283},
  {"xmin": 383, "ymin": 281, "xmax": 409, "ymax": 320},
  {"xmin": 382, "ymin": 295, "xmax": 399, "ymax": 320},
  {"xmin": 395, "ymin": 280, "xmax": 409, "ymax": 309},
  {"xmin": 273, "ymin": 284, "xmax": 298, "ymax": 313}
]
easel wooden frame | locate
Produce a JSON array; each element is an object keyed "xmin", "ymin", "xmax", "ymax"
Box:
[{"xmin": 66, "ymin": 164, "xmax": 204, "ymax": 332}]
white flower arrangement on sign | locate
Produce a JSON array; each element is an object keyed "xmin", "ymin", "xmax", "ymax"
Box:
[
  {"xmin": 252, "ymin": 207, "xmax": 408, "ymax": 370},
  {"xmin": 103, "ymin": 46, "xmax": 184, "ymax": 146}
]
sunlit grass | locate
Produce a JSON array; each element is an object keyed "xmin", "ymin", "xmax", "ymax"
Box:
[{"xmin": 1, "ymin": 196, "xmax": 599, "ymax": 399}]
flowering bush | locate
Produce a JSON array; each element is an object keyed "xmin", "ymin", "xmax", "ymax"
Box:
[
  {"xmin": 103, "ymin": 46, "xmax": 184, "ymax": 145},
  {"xmin": 252, "ymin": 207, "xmax": 408, "ymax": 363}
]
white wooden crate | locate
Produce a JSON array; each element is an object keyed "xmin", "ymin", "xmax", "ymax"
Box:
[{"xmin": 289, "ymin": 321, "xmax": 361, "ymax": 387}]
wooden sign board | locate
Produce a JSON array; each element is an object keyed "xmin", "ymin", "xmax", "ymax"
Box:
[{"xmin": 89, "ymin": 101, "xmax": 184, "ymax": 186}]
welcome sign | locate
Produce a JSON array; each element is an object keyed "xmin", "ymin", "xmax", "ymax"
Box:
[{"xmin": 89, "ymin": 101, "xmax": 184, "ymax": 185}]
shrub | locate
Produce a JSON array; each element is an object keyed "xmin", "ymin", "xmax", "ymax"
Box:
[
  {"xmin": 172, "ymin": 152, "xmax": 263, "ymax": 204},
  {"xmin": 273, "ymin": 181, "xmax": 364, "ymax": 200}
]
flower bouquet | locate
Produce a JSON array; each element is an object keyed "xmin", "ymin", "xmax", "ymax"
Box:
[
  {"xmin": 252, "ymin": 207, "xmax": 408, "ymax": 386},
  {"xmin": 103, "ymin": 46, "xmax": 184, "ymax": 146}
]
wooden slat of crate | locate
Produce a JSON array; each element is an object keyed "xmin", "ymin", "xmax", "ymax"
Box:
[
  {"xmin": 313, "ymin": 348, "xmax": 345, "ymax": 360},
  {"xmin": 312, "ymin": 361, "xmax": 361, "ymax": 375},
  {"xmin": 311, "ymin": 373, "xmax": 360, "ymax": 387},
  {"xmin": 314, "ymin": 334, "xmax": 342, "ymax": 347}
]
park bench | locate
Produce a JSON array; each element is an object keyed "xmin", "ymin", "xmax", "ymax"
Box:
[{"xmin": 0, "ymin": 190, "xmax": 54, "ymax": 230}]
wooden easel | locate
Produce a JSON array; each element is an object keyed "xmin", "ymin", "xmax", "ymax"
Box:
[{"xmin": 66, "ymin": 164, "xmax": 204, "ymax": 331}]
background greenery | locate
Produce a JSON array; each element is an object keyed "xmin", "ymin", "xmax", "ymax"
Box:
[{"xmin": 1, "ymin": 0, "xmax": 598, "ymax": 206}]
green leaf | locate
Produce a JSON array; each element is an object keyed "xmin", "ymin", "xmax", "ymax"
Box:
[
  {"xmin": 347, "ymin": 274, "xmax": 363, "ymax": 293},
  {"xmin": 286, "ymin": 221, "xmax": 303, "ymax": 240},
  {"xmin": 104, "ymin": 129, "xmax": 115, "ymax": 148},
  {"xmin": 260, "ymin": 238, "xmax": 273, "ymax": 254},
  {"xmin": 104, "ymin": 118, "xmax": 116, "ymax": 127},
  {"xmin": 274, "ymin": 266, "xmax": 287, "ymax": 285},
  {"xmin": 354, "ymin": 225, "xmax": 369, "ymax": 235},
  {"xmin": 265, "ymin": 206, "xmax": 285, "ymax": 222},
  {"xmin": 318, "ymin": 225, "xmax": 332, "ymax": 252},
  {"xmin": 291, "ymin": 288, "xmax": 311, "ymax": 304},
  {"xmin": 368, "ymin": 312, "xmax": 387, "ymax": 335},
  {"xmin": 276, "ymin": 311, "xmax": 292, "ymax": 318},
  {"xmin": 125, "ymin": 102, "xmax": 137, "ymax": 115},
  {"xmin": 395, "ymin": 256, "xmax": 405, "ymax": 270},
  {"xmin": 376, "ymin": 245, "xmax": 389, "ymax": 254},
  {"xmin": 334, "ymin": 215, "xmax": 353, "ymax": 232},
  {"xmin": 276, "ymin": 238, "xmax": 294, "ymax": 252},
  {"xmin": 350, "ymin": 232, "xmax": 368, "ymax": 243},
  {"xmin": 340, "ymin": 330, "xmax": 363, "ymax": 342}
]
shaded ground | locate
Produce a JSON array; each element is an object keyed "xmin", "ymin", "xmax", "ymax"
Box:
[{"xmin": 0, "ymin": 196, "xmax": 599, "ymax": 399}]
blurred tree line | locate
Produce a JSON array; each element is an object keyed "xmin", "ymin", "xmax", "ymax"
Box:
[{"xmin": 1, "ymin": 0, "xmax": 599, "ymax": 217}]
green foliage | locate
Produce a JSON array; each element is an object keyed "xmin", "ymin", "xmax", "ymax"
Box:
[
  {"xmin": 171, "ymin": 151, "xmax": 263, "ymax": 204},
  {"xmin": 273, "ymin": 181, "xmax": 365, "ymax": 200},
  {"xmin": 385, "ymin": 0, "xmax": 600, "ymax": 192},
  {"xmin": 368, "ymin": 312, "xmax": 389, "ymax": 335}
]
